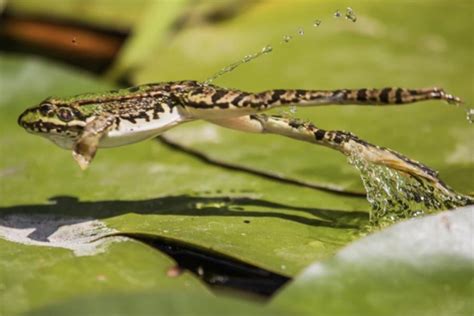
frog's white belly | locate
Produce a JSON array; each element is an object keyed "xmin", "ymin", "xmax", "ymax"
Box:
[{"xmin": 99, "ymin": 109, "xmax": 185, "ymax": 148}]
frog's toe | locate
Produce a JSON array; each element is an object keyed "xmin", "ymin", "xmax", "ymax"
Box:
[{"xmin": 72, "ymin": 151, "xmax": 91, "ymax": 170}]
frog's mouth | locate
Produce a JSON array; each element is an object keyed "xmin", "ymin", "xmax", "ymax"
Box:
[
  {"xmin": 18, "ymin": 110, "xmax": 83, "ymax": 149},
  {"xmin": 21, "ymin": 124, "xmax": 81, "ymax": 150}
]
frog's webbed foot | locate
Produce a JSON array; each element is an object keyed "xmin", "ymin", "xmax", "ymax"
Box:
[
  {"xmin": 342, "ymin": 138, "xmax": 448, "ymax": 191},
  {"xmin": 73, "ymin": 115, "xmax": 115, "ymax": 170},
  {"xmin": 73, "ymin": 138, "xmax": 99, "ymax": 170},
  {"xmin": 420, "ymin": 87, "xmax": 463, "ymax": 105}
]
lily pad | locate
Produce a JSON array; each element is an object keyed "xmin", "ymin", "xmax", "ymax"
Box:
[
  {"xmin": 0, "ymin": 238, "xmax": 208, "ymax": 316},
  {"xmin": 271, "ymin": 206, "xmax": 474, "ymax": 316},
  {"xmin": 25, "ymin": 290, "xmax": 285, "ymax": 316}
]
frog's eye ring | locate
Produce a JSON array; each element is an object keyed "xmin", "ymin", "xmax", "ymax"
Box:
[
  {"xmin": 58, "ymin": 108, "xmax": 74, "ymax": 122},
  {"xmin": 39, "ymin": 103, "xmax": 53, "ymax": 116}
]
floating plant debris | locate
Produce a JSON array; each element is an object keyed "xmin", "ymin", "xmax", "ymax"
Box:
[
  {"xmin": 205, "ymin": 45, "xmax": 273, "ymax": 84},
  {"xmin": 348, "ymin": 148, "xmax": 473, "ymax": 227}
]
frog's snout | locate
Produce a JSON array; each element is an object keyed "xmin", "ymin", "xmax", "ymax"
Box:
[
  {"xmin": 17, "ymin": 109, "xmax": 28, "ymax": 128},
  {"xmin": 17, "ymin": 108, "xmax": 38, "ymax": 131}
]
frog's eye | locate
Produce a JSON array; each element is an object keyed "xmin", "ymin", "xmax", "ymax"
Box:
[
  {"xmin": 39, "ymin": 103, "xmax": 53, "ymax": 116},
  {"xmin": 58, "ymin": 107, "xmax": 74, "ymax": 122}
]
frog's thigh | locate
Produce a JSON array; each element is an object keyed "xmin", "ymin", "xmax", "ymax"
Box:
[{"xmin": 206, "ymin": 116, "xmax": 264, "ymax": 133}]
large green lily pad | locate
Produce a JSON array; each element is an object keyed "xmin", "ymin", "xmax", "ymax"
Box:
[
  {"xmin": 25, "ymin": 290, "xmax": 284, "ymax": 316},
  {"xmin": 271, "ymin": 206, "xmax": 474, "ymax": 316},
  {"xmin": 0, "ymin": 53, "xmax": 369, "ymax": 278},
  {"xmin": 0, "ymin": 237, "xmax": 208, "ymax": 316}
]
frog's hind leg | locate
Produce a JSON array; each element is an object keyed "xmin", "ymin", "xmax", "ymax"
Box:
[
  {"xmin": 307, "ymin": 87, "xmax": 462, "ymax": 106},
  {"xmin": 206, "ymin": 115, "xmax": 453, "ymax": 195},
  {"xmin": 185, "ymin": 85, "xmax": 462, "ymax": 120}
]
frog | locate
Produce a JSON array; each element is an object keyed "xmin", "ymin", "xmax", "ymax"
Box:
[{"xmin": 17, "ymin": 80, "xmax": 463, "ymax": 195}]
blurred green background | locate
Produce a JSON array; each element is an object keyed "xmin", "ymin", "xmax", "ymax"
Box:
[{"xmin": 0, "ymin": 0, "xmax": 473, "ymax": 315}]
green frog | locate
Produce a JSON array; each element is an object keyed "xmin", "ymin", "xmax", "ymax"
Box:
[{"xmin": 17, "ymin": 80, "xmax": 462, "ymax": 195}]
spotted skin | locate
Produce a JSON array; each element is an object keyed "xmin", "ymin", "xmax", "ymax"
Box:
[
  {"xmin": 18, "ymin": 80, "xmax": 462, "ymax": 191},
  {"xmin": 18, "ymin": 80, "xmax": 461, "ymax": 134}
]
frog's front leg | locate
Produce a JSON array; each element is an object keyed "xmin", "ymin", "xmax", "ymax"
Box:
[
  {"xmin": 207, "ymin": 115, "xmax": 453, "ymax": 195},
  {"xmin": 73, "ymin": 114, "xmax": 115, "ymax": 170}
]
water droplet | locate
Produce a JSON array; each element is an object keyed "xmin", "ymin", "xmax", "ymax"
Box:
[
  {"xmin": 261, "ymin": 44, "xmax": 273, "ymax": 54},
  {"xmin": 466, "ymin": 108, "xmax": 474, "ymax": 123},
  {"xmin": 313, "ymin": 19, "xmax": 322, "ymax": 27},
  {"xmin": 334, "ymin": 10, "xmax": 342, "ymax": 18},
  {"xmin": 197, "ymin": 266, "xmax": 204, "ymax": 276},
  {"xmin": 298, "ymin": 27, "xmax": 304, "ymax": 36},
  {"xmin": 412, "ymin": 210, "xmax": 424, "ymax": 217},
  {"xmin": 289, "ymin": 105, "xmax": 297, "ymax": 114},
  {"xmin": 345, "ymin": 7, "xmax": 357, "ymax": 22},
  {"xmin": 242, "ymin": 55, "xmax": 252, "ymax": 62},
  {"xmin": 347, "ymin": 140, "xmax": 472, "ymax": 228},
  {"xmin": 282, "ymin": 35, "xmax": 292, "ymax": 43},
  {"xmin": 205, "ymin": 44, "xmax": 273, "ymax": 84}
]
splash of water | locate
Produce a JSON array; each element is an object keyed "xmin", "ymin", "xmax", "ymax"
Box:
[
  {"xmin": 205, "ymin": 6, "xmax": 363, "ymax": 84},
  {"xmin": 348, "ymin": 150, "xmax": 473, "ymax": 227},
  {"xmin": 205, "ymin": 45, "xmax": 273, "ymax": 84}
]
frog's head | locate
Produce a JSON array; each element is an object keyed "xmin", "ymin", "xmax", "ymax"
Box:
[{"xmin": 18, "ymin": 98, "xmax": 88, "ymax": 149}]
